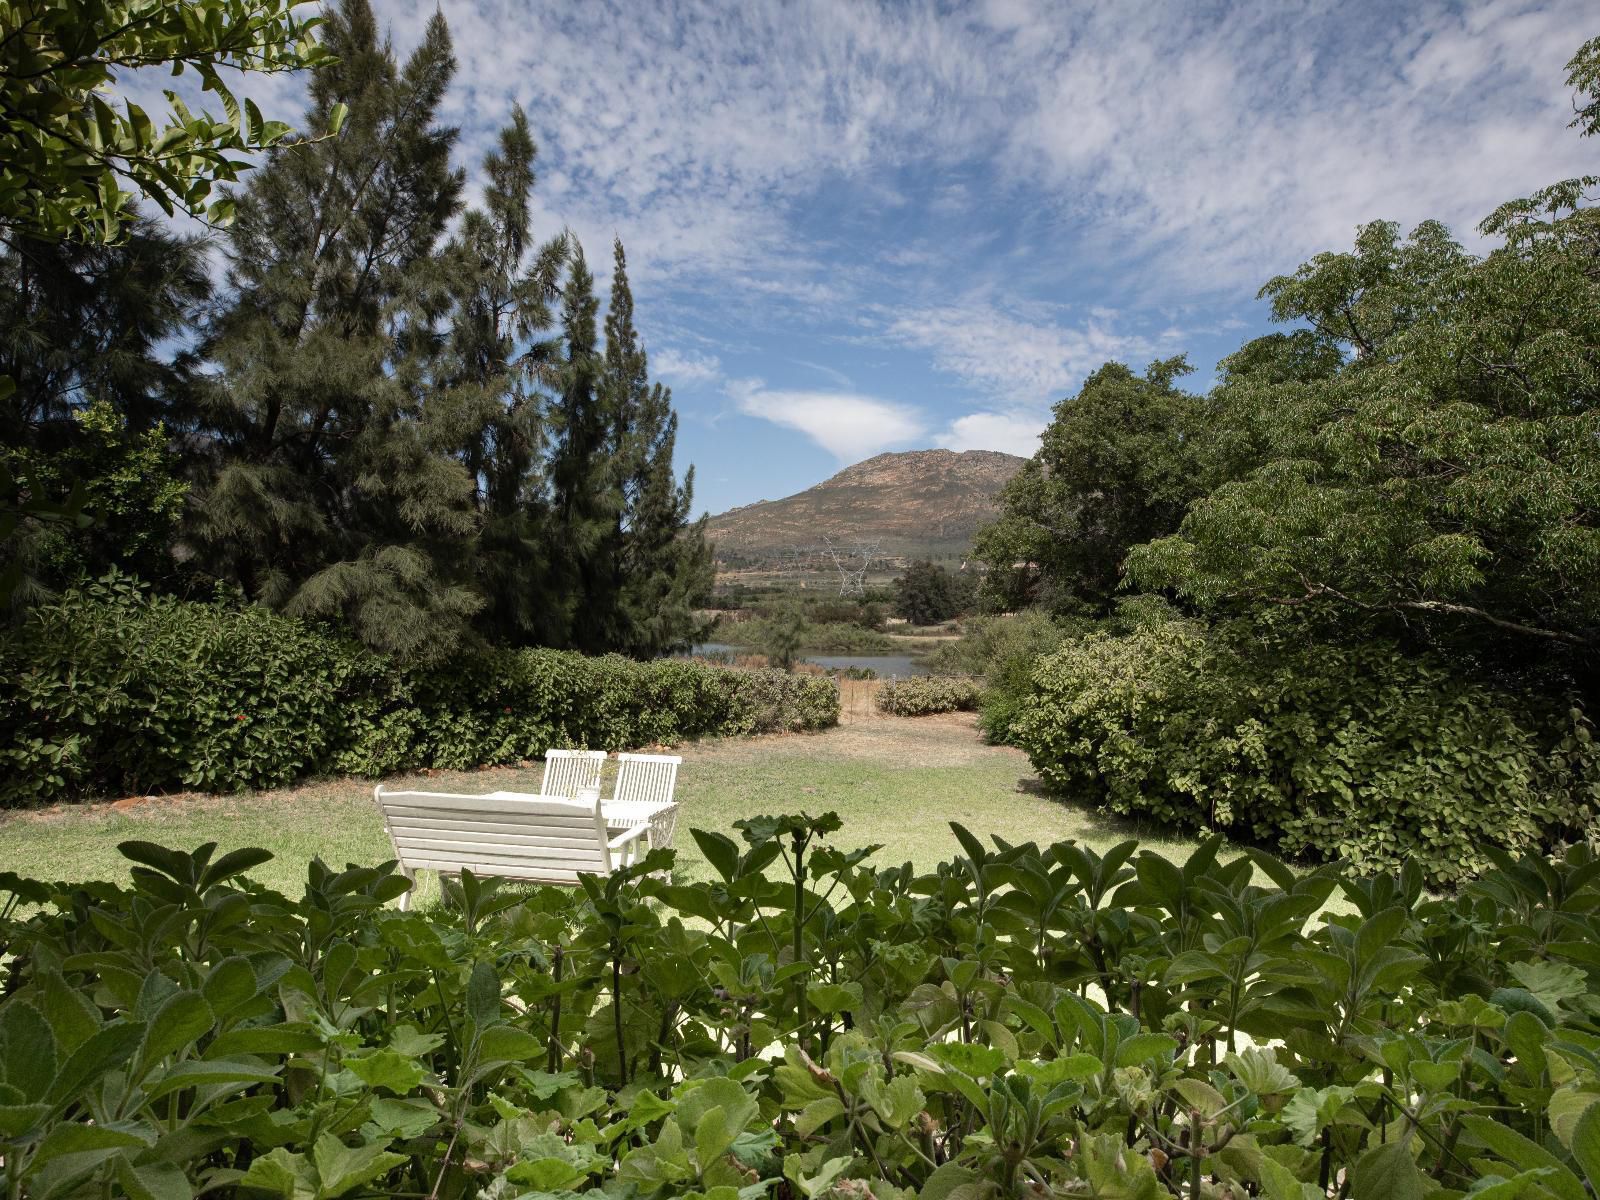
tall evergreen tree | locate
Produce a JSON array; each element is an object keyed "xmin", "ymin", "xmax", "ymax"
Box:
[
  {"xmin": 436, "ymin": 107, "xmax": 567, "ymax": 646},
  {"xmin": 187, "ymin": 0, "xmax": 480, "ymax": 660},
  {"xmin": 600, "ymin": 240, "xmax": 711, "ymax": 657},
  {"xmin": 546, "ymin": 245, "xmax": 622, "ymax": 653}
]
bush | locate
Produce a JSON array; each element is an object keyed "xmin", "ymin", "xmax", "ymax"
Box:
[
  {"xmin": 0, "ymin": 578, "xmax": 838, "ymax": 805},
  {"xmin": 1010, "ymin": 617, "xmax": 1600, "ymax": 883},
  {"xmin": 924, "ymin": 611, "xmax": 1074, "ymax": 741},
  {"xmin": 4, "ymin": 821, "xmax": 1600, "ymax": 1199},
  {"xmin": 875, "ymin": 674, "xmax": 982, "ymax": 716}
]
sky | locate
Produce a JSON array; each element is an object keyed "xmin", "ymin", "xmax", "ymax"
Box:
[{"xmin": 151, "ymin": 0, "xmax": 1598, "ymax": 517}]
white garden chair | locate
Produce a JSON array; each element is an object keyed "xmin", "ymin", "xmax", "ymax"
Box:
[
  {"xmin": 374, "ymin": 786, "xmax": 650, "ymax": 910},
  {"xmin": 540, "ymin": 748, "xmax": 606, "ymax": 798},
  {"xmin": 604, "ymin": 752, "xmax": 682, "ymax": 851}
]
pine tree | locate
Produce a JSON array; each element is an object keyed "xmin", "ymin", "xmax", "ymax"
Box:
[
  {"xmin": 186, "ymin": 0, "xmax": 481, "ymax": 660},
  {"xmin": 546, "ymin": 244, "xmax": 622, "ymax": 653},
  {"xmin": 436, "ymin": 107, "xmax": 568, "ymax": 645},
  {"xmin": 600, "ymin": 240, "xmax": 711, "ymax": 657}
]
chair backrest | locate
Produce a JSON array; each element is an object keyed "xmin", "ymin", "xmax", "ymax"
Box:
[
  {"xmin": 540, "ymin": 749, "xmax": 606, "ymax": 798},
  {"xmin": 612, "ymin": 752, "xmax": 682, "ymax": 806},
  {"xmin": 374, "ymin": 787, "xmax": 611, "ymax": 885}
]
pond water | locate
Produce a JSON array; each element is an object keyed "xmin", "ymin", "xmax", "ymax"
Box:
[{"xmin": 686, "ymin": 643, "xmax": 930, "ymax": 678}]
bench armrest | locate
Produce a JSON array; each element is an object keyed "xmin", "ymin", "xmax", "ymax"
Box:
[{"xmin": 607, "ymin": 824, "xmax": 652, "ymax": 852}]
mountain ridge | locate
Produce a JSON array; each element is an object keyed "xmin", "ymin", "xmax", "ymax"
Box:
[{"xmin": 705, "ymin": 448, "xmax": 1026, "ymax": 568}]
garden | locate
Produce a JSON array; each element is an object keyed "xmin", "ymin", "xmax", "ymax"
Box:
[{"xmin": 4, "ymin": 1, "xmax": 1600, "ymax": 1197}]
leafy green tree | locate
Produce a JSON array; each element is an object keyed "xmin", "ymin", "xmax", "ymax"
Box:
[
  {"xmin": 3, "ymin": 399, "xmax": 187, "ymax": 606},
  {"xmin": 894, "ymin": 559, "xmax": 964, "ymax": 625},
  {"xmin": 974, "ymin": 357, "xmax": 1202, "ymax": 615},
  {"xmin": 0, "ymin": 219, "xmax": 208, "ymax": 604},
  {"xmin": 1130, "ymin": 204, "xmax": 1600, "ymax": 662},
  {"xmin": 186, "ymin": 0, "xmax": 479, "ymax": 660},
  {"xmin": 0, "ymin": 0, "xmax": 340, "ymax": 242},
  {"xmin": 601, "ymin": 240, "xmax": 712, "ymax": 658}
]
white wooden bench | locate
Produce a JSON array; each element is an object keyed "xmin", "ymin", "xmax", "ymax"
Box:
[
  {"xmin": 374, "ymin": 786, "xmax": 651, "ymax": 909},
  {"xmin": 605, "ymin": 752, "xmax": 682, "ymax": 851},
  {"xmin": 540, "ymin": 748, "xmax": 606, "ymax": 798}
]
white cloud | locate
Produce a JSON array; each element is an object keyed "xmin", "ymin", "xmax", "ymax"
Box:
[
  {"xmin": 936, "ymin": 411, "xmax": 1045, "ymax": 457},
  {"xmin": 653, "ymin": 347, "xmax": 722, "ymax": 385},
  {"xmin": 729, "ymin": 381, "xmax": 927, "ymax": 461},
  {"xmin": 878, "ymin": 301, "xmax": 1154, "ymax": 404}
]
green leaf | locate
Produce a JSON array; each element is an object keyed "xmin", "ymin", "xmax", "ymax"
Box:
[
  {"xmin": 138, "ymin": 991, "xmax": 213, "ymax": 1073},
  {"xmin": 477, "ymin": 1025, "xmax": 542, "ymax": 1064},
  {"xmin": 1350, "ymin": 1140, "xmax": 1425, "ymax": 1200},
  {"xmin": 310, "ymin": 1133, "xmax": 406, "ymax": 1198},
  {"xmin": 345, "ymin": 1049, "xmax": 424, "ymax": 1094},
  {"xmin": 115, "ymin": 1158, "xmax": 191, "ymax": 1200},
  {"xmin": 1572, "ymin": 1100, "xmax": 1600, "ymax": 1192},
  {"xmin": 29, "ymin": 1122, "xmax": 152, "ymax": 1170}
]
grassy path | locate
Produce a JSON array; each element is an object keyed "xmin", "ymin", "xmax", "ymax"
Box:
[{"xmin": 0, "ymin": 713, "xmax": 1199, "ymax": 898}]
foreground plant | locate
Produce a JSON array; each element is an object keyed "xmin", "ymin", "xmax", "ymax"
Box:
[{"xmin": 2, "ymin": 818, "xmax": 1600, "ymax": 1198}]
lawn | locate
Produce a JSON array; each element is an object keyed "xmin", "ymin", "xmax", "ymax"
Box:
[{"xmin": 0, "ymin": 713, "xmax": 1202, "ymax": 900}]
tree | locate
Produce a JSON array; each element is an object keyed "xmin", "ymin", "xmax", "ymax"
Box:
[
  {"xmin": 546, "ymin": 244, "xmax": 621, "ymax": 654},
  {"xmin": 1129, "ymin": 40, "xmax": 1600, "ymax": 669},
  {"xmin": 601, "ymin": 240, "xmax": 712, "ymax": 658},
  {"xmin": 759, "ymin": 604, "xmax": 806, "ymax": 672},
  {"xmin": 186, "ymin": 0, "xmax": 480, "ymax": 660},
  {"xmin": 0, "ymin": 218, "xmax": 209, "ymax": 603},
  {"xmin": 894, "ymin": 560, "xmax": 964, "ymax": 626},
  {"xmin": 0, "ymin": 0, "xmax": 340, "ymax": 243},
  {"xmin": 436, "ymin": 107, "xmax": 568, "ymax": 647},
  {"xmin": 973, "ymin": 357, "xmax": 1202, "ymax": 615}
]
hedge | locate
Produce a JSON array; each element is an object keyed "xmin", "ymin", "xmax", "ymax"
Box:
[
  {"xmin": 0, "ymin": 578, "xmax": 838, "ymax": 806},
  {"xmin": 1009, "ymin": 617, "xmax": 1600, "ymax": 883},
  {"xmin": 874, "ymin": 674, "xmax": 983, "ymax": 716}
]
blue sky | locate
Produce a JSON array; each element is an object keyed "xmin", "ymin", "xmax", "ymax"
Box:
[{"xmin": 160, "ymin": 0, "xmax": 1599, "ymax": 516}]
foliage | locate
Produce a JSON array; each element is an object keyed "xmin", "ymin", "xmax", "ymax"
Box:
[
  {"xmin": 925, "ymin": 612, "xmax": 1076, "ymax": 743},
  {"xmin": 974, "ymin": 358, "xmax": 1203, "ymax": 615},
  {"xmin": 1128, "ymin": 72, "xmax": 1600, "ymax": 664},
  {"xmin": 1009, "ymin": 615, "xmax": 1600, "ymax": 884},
  {"xmin": 0, "ymin": 579, "xmax": 837, "ymax": 806},
  {"xmin": 182, "ymin": 1, "xmax": 706, "ymax": 662},
  {"xmin": 7, "ymin": 819, "xmax": 1600, "ymax": 1198},
  {"xmin": 728, "ymin": 616, "xmax": 896, "ymax": 657},
  {"xmin": 2, "ymin": 399, "xmax": 187, "ymax": 604},
  {"xmin": 0, "ymin": 0, "xmax": 339, "ymax": 242},
  {"xmin": 755, "ymin": 605, "xmax": 807, "ymax": 672},
  {"xmin": 894, "ymin": 559, "xmax": 973, "ymax": 625},
  {"xmin": 875, "ymin": 674, "xmax": 983, "ymax": 717}
]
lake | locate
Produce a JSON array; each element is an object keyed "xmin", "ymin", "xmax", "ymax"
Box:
[{"xmin": 687, "ymin": 643, "xmax": 930, "ymax": 678}]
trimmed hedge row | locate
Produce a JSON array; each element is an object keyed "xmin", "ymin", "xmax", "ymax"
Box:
[
  {"xmin": 0, "ymin": 579, "xmax": 838, "ymax": 806},
  {"xmin": 1009, "ymin": 616, "xmax": 1600, "ymax": 884},
  {"xmin": 874, "ymin": 674, "xmax": 983, "ymax": 716}
]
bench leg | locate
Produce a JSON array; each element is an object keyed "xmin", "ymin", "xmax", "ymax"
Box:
[{"xmin": 399, "ymin": 867, "xmax": 416, "ymax": 912}]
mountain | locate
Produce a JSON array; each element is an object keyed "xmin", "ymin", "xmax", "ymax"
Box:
[{"xmin": 705, "ymin": 448, "xmax": 1027, "ymax": 569}]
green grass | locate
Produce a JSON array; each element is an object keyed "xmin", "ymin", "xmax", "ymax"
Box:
[{"xmin": 0, "ymin": 714, "xmax": 1203, "ymax": 900}]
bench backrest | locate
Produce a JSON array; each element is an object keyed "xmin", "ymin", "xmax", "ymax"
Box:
[
  {"xmin": 612, "ymin": 752, "xmax": 681, "ymax": 806},
  {"xmin": 540, "ymin": 749, "xmax": 606, "ymax": 798},
  {"xmin": 375, "ymin": 787, "xmax": 611, "ymax": 885}
]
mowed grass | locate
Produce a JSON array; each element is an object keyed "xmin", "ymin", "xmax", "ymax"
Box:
[{"xmin": 0, "ymin": 713, "xmax": 1203, "ymax": 900}]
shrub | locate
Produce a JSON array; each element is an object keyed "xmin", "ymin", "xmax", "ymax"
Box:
[
  {"xmin": 3, "ymin": 822, "xmax": 1600, "ymax": 1199},
  {"xmin": 1009, "ymin": 617, "xmax": 1600, "ymax": 883},
  {"xmin": 924, "ymin": 610, "xmax": 1074, "ymax": 741},
  {"xmin": 875, "ymin": 674, "xmax": 982, "ymax": 716},
  {"xmin": 0, "ymin": 579, "xmax": 838, "ymax": 805}
]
